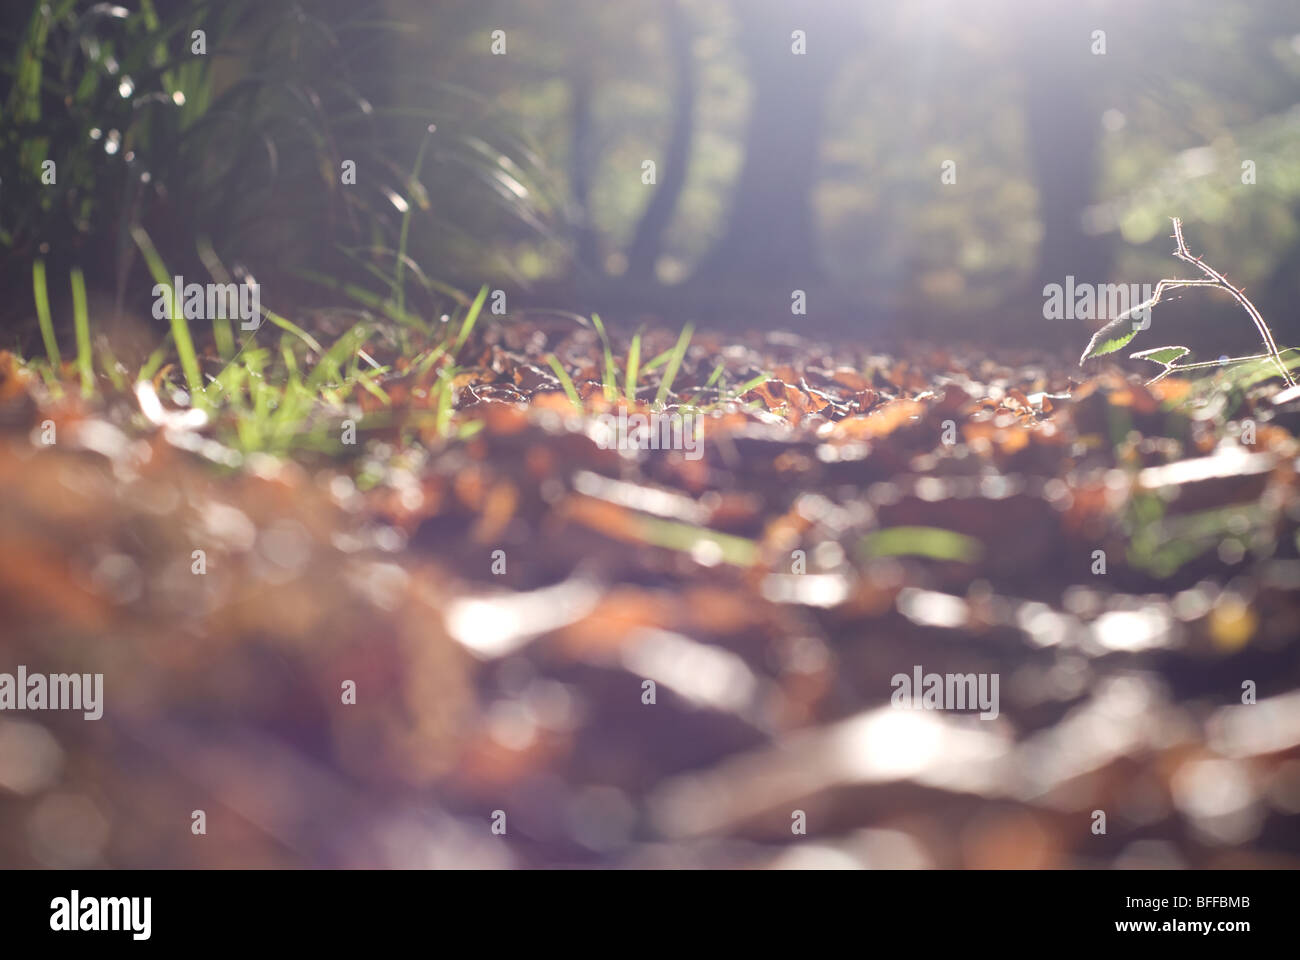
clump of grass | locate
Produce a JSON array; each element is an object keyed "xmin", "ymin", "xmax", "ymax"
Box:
[
  {"xmin": 25, "ymin": 242, "xmax": 758, "ymax": 470},
  {"xmin": 24, "ymin": 242, "xmax": 503, "ymax": 463}
]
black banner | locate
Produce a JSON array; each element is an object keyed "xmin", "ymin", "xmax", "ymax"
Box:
[{"xmin": 0, "ymin": 869, "xmax": 1281, "ymax": 947}]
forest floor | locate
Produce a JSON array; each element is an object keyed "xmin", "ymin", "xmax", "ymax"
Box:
[{"xmin": 2, "ymin": 316, "xmax": 1299, "ymax": 868}]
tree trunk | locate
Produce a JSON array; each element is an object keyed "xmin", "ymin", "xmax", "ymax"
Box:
[
  {"xmin": 624, "ymin": 0, "xmax": 696, "ymax": 285},
  {"xmin": 690, "ymin": 0, "xmax": 855, "ymax": 301},
  {"xmin": 1018, "ymin": 6, "xmax": 1112, "ymax": 297},
  {"xmin": 569, "ymin": 65, "xmax": 601, "ymax": 275}
]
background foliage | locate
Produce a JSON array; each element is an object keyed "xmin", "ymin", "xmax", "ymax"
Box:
[{"xmin": 3, "ymin": 0, "xmax": 1300, "ymax": 349}]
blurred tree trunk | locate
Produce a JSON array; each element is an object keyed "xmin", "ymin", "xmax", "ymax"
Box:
[
  {"xmin": 690, "ymin": 0, "xmax": 857, "ymax": 299},
  {"xmin": 624, "ymin": 0, "xmax": 696, "ymax": 284},
  {"xmin": 569, "ymin": 64, "xmax": 601, "ymax": 275},
  {"xmin": 1018, "ymin": 6, "xmax": 1113, "ymax": 297}
]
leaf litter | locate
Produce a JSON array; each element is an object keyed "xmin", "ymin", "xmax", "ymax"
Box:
[{"xmin": 2, "ymin": 317, "xmax": 1299, "ymax": 869}]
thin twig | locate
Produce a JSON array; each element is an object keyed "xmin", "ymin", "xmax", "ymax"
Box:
[
  {"xmin": 1165, "ymin": 218, "xmax": 1295, "ymax": 387},
  {"xmin": 1121, "ymin": 277, "xmax": 1219, "ymax": 323},
  {"xmin": 1144, "ymin": 350, "xmax": 1291, "ymax": 384}
]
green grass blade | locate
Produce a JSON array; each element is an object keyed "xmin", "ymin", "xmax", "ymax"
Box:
[
  {"xmin": 96, "ymin": 340, "xmax": 126, "ymax": 392},
  {"xmin": 292, "ymin": 267, "xmax": 424, "ymax": 329},
  {"xmin": 356, "ymin": 370, "xmax": 391, "ymax": 406},
  {"xmin": 394, "ymin": 124, "xmax": 437, "ymax": 315},
  {"xmin": 32, "ymin": 260, "xmax": 60, "ymax": 367},
  {"xmin": 138, "ymin": 333, "xmax": 173, "ymax": 383},
  {"xmin": 655, "ymin": 322, "xmax": 694, "ymax": 407},
  {"xmin": 457, "ymin": 419, "xmax": 486, "ymax": 440},
  {"xmin": 131, "ymin": 225, "xmax": 203, "ymax": 396},
  {"xmin": 590, "ymin": 313, "xmax": 618, "ymax": 401},
  {"xmin": 452, "ymin": 284, "xmax": 488, "ymax": 356},
  {"xmin": 687, "ymin": 362, "xmax": 726, "ymax": 406},
  {"xmin": 434, "ymin": 369, "xmax": 456, "ymax": 437},
  {"xmin": 625, "ymin": 333, "xmax": 641, "ymax": 404},
  {"xmin": 636, "ymin": 517, "xmax": 760, "ymax": 567},
  {"xmin": 306, "ymin": 324, "xmax": 368, "ymax": 391},
  {"xmin": 545, "ymin": 354, "xmax": 582, "ymax": 406},
  {"xmin": 36, "ymin": 365, "xmax": 64, "ymax": 398},
  {"xmin": 861, "ymin": 526, "xmax": 982, "ymax": 563},
  {"xmin": 726, "ymin": 372, "xmax": 771, "ymax": 400},
  {"xmin": 195, "ymin": 236, "xmax": 239, "ymax": 360},
  {"xmin": 261, "ymin": 307, "xmax": 324, "ymax": 354},
  {"xmin": 414, "ymin": 343, "xmax": 448, "ymax": 377},
  {"xmin": 212, "ymin": 314, "xmax": 236, "ymax": 362},
  {"xmin": 70, "ymin": 267, "xmax": 93, "ymax": 396},
  {"xmin": 642, "ymin": 348, "xmax": 674, "ymax": 373}
]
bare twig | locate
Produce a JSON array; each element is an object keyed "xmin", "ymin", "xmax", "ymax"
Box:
[
  {"xmin": 1168, "ymin": 218, "xmax": 1294, "ymax": 386},
  {"xmin": 1086, "ymin": 219, "xmax": 1297, "ymax": 388},
  {"xmin": 1148, "ymin": 219, "xmax": 1295, "ymax": 386}
]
